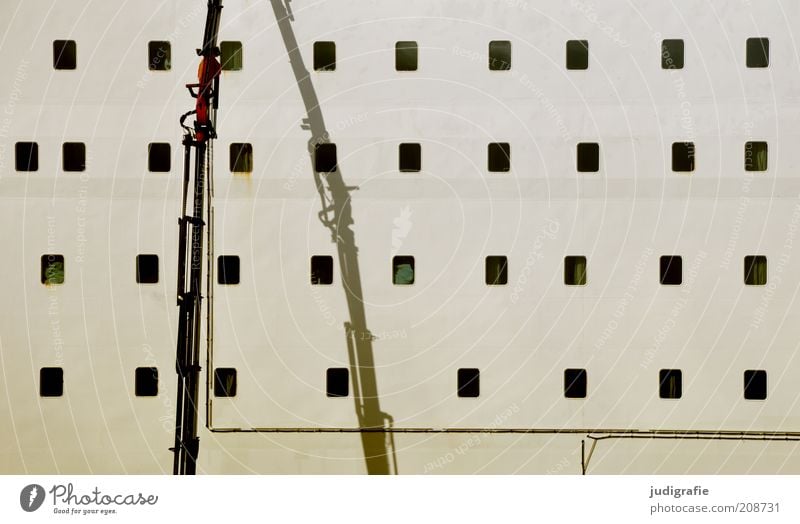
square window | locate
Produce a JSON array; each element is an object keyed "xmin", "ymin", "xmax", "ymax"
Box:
[
  {"xmin": 311, "ymin": 255, "xmax": 334, "ymax": 285},
  {"xmin": 488, "ymin": 142, "xmax": 510, "ymax": 172},
  {"xmin": 135, "ymin": 367, "xmax": 158, "ymax": 397},
  {"xmin": 661, "ymin": 39, "xmax": 684, "ymax": 69},
  {"xmin": 217, "ymin": 255, "xmax": 240, "ymax": 285},
  {"xmin": 744, "ymin": 255, "xmax": 767, "ymax": 286},
  {"xmin": 136, "ymin": 254, "xmax": 159, "ymax": 284},
  {"xmin": 566, "ymin": 40, "xmax": 589, "ymax": 70},
  {"xmin": 314, "ymin": 41, "xmax": 336, "ymax": 71},
  {"xmin": 564, "ymin": 368, "xmax": 587, "ymax": 398},
  {"xmin": 746, "ymin": 37, "xmax": 769, "ymax": 68},
  {"xmin": 41, "ymin": 254, "xmax": 65, "ymax": 285},
  {"xmin": 315, "ymin": 143, "xmax": 337, "ymax": 173},
  {"xmin": 148, "ymin": 41, "xmax": 171, "ymax": 71},
  {"xmin": 659, "ymin": 369, "xmax": 682, "ymax": 399},
  {"xmin": 659, "ymin": 256, "xmax": 682, "ymax": 285},
  {"xmin": 564, "ymin": 256, "xmax": 587, "ymax": 286},
  {"xmin": 393, "ymin": 255, "xmax": 415, "ymax": 285},
  {"xmin": 672, "ymin": 142, "xmax": 695, "ymax": 172},
  {"xmin": 62, "ymin": 142, "xmax": 85, "ymax": 172},
  {"xmin": 395, "ymin": 41, "xmax": 418, "ymax": 71},
  {"xmin": 745, "ymin": 141, "xmax": 768, "ymax": 172},
  {"xmin": 220, "ymin": 41, "xmax": 243, "ymax": 71},
  {"xmin": 40, "ymin": 367, "xmax": 64, "ymax": 397},
  {"xmin": 214, "ymin": 368, "xmax": 237, "ymax": 397},
  {"xmin": 229, "ymin": 143, "xmax": 253, "ymax": 173},
  {"xmin": 326, "ymin": 368, "xmax": 349, "ymax": 397},
  {"xmin": 457, "ymin": 368, "xmax": 480, "ymax": 398},
  {"xmin": 485, "ymin": 256, "xmax": 508, "ymax": 285},
  {"xmin": 53, "ymin": 40, "xmax": 76, "ymax": 70},
  {"xmin": 399, "ymin": 143, "xmax": 421, "ymax": 172},
  {"xmin": 744, "ymin": 370, "xmax": 767, "ymax": 400},
  {"xmin": 15, "ymin": 142, "xmax": 38, "ymax": 172},
  {"xmin": 489, "ymin": 40, "xmax": 511, "ymax": 71},
  {"xmin": 148, "ymin": 143, "xmax": 171, "ymax": 172},
  {"xmin": 577, "ymin": 142, "xmax": 599, "ymax": 172}
]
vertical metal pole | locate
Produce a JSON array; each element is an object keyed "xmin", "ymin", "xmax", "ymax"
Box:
[
  {"xmin": 172, "ymin": 136, "xmax": 193, "ymax": 475},
  {"xmin": 581, "ymin": 439, "xmax": 586, "ymax": 475},
  {"xmin": 185, "ymin": 142, "xmax": 206, "ymax": 475}
]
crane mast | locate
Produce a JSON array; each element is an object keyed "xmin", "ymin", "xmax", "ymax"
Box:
[{"xmin": 172, "ymin": 0, "xmax": 223, "ymax": 475}]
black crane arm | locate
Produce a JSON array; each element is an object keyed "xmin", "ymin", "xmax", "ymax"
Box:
[{"xmin": 172, "ymin": 0, "xmax": 223, "ymax": 476}]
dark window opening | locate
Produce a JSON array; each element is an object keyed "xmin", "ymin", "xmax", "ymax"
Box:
[
  {"xmin": 744, "ymin": 255, "xmax": 767, "ymax": 286},
  {"xmin": 564, "ymin": 256, "xmax": 587, "ymax": 286},
  {"xmin": 220, "ymin": 41, "xmax": 243, "ymax": 71},
  {"xmin": 53, "ymin": 40, "xmax": 76, "ymax": 70},
  {"xmin": 661, "ymin": 39, "xmax": 684, "ymax": 69},
  {"xmin": 41, "ymin": 254, "xmax": 65, "ymax": 285},
  {"xmin": 62, "ymin": 142, "xmax": 85, "ymax": 172},
  {"xmin": 315, "ymin": 143, "xmax": 337, "ymax": 173},
  {"xmin": 564, "ymin": 368, "xmax": 587, "ymax": 398},
  {"xmin": 217, "ymin": 255, "xmax": 240, "ymax": 285},
  {"xmin": 214, "ymin": 368, "xmax": 238, "ymax": 397},
  {"xmin": 659, "ymin": 256, "xmax": 682, "ymax": 285},
  {"xmin": 566, "ymin": 40, "xmax": 589, "ymax": 70},
  {"xmin": 745, "ymin": 141, "xmax": 768, "ymax": 172},
  {"xmin": 314, "ymin": 41, "xmax": 336, "ymax": 71},
  {"xmin": 488, "ymin": 142, "xmax": 510, "ymax": 172},
  {"xmin": 15, "ymin": 142, "xmax": 38, "ymax": 172},
  {"xmin": 457, "ymin": 368, "xmax": 480, "ymax": 398},
  {"xmin": 744, "ymin": 370, "xmax": 767, "ymax": 400},
  {"xmin": 659, "ymin": 369, "xmax": 682, "ymax": 399},
  {"xmin": 746, "ymin": 38, "xmax": 769, "ymax": 68},
  {"xmin": 672, "ymin": 142, "xmax": 695, "ymax": 172},
  {"xmin": 485, "ymin": 256, "xmax": 508, "ymax": 285},
  {"xmin": 148, "ymin": 143, "xmax": 171, "ymax": 172},
  {"xmin": 148, "ymin": 41, "xmax": 171, "ymax": 71},
  {"xmin": 399, "ymin": 143, "xmax": 421, "ymax": 172},
  {"xmin": 229, "ymin": 143, "xmax": 253, "ymax": 173},
  {"xmin": 40, "ymin": 367, "xmax": 64, "ymax": 397},
  {"xmin": 136, "ymin": 254, "xmax": 159, "ymax": 284},
  {"xmin": 393, "ymin": 255, "xmax": 415, "ymax": 285},
  {"xmin": 395, "ymin": 41, "xmax": 418, "ymax": 71},
  {"xmin": 489, "ymin": 40, "xmax": 511, "ymax": 71},
  {"xmin": 135, "ymin": 367, "xmax": 158, "ymax": 397},
  {"xmin": 326, "ymin": 368, "xmax": 349, "ymax": 397},
  {"xmin": 311, "ymin": 255, "xmax": 334, "ymax": 285},
  {"xmin": 577, "ymin": 142, "xmax": 599, "ymax": 172}
]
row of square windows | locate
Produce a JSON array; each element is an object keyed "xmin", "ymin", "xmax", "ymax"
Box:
[
  {"xmin": 312, "ymin": 38, "xmax": 772, "ymax": 72},
  {"xmin": 48, "ymin": 38, "xmax": 773, "ymax": 72},
  {"xmin": 39, "ymin": 253, "xmax": 770, "ymax": 287},
  {"xmin": 34, "ymin": 366, "xmax": 772, "ymax": 401},
  {"xmin": 50, "ymin": 40, "xmax": 243, "ymax": 72},
  {"xmin": 11, "ymin": 140, "xmax": 770, "ymax": 173}
]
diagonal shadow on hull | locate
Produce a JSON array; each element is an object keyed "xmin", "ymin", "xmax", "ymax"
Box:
[{"xmin": 269, "ymin": 0, "xmax": 397, "ymax": 475}]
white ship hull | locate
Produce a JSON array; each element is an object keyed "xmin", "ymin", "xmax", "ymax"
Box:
[{"xmin": 1, "ymin": 0, "xmax": 800, "ymax": 473}]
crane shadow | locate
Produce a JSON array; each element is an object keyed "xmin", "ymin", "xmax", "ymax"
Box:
[{"xmin": 269, "ymin": 0, "xmax": 397, "ymax": 475}]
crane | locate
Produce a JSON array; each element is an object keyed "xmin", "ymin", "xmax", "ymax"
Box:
[{"xmin": 171, "ymin": 0, "xmax": 223, "ymax": 475}]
